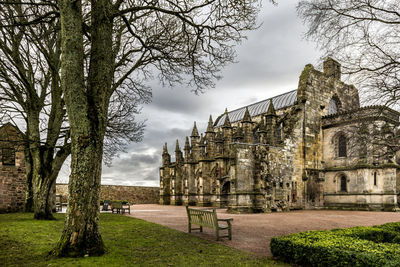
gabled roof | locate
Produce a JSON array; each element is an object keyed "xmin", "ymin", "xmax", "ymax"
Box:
[{"xmin": 214, "ymin": 89, "xmax": 297, "ymax": 127}]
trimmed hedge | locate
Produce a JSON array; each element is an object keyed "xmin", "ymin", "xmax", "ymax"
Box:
[{"xmin": 270, "ymin": 222, "xmax": 400, "ymax": 267}]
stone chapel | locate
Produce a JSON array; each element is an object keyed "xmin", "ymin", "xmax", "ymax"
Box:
[{"xmin": 159, "ymin": 58, "xmax": 400, "ymax": 213}]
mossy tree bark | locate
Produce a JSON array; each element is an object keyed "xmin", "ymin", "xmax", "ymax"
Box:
[
  {"xmin": 24, "ymin": 148, "xmax": 34, "ymax": 212},
  {"xmin": 30, "ymin": 72, "xmax": 70, "ymax": 220},
  {"xmin": 53, "ymin": 0, "xmax": 113, "ymax": 256},
  {"xmin": 23, "ymin": 101, "xmax": 68, "ymax": 219},
  {"xmin": 28, "ymin": 102, "xmax": 70, "ymax": 220}
]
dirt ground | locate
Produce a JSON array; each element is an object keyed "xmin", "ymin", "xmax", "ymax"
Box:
[{"xmin": 126, "ymin": 204, "xmax": 400, "ymax": 257}]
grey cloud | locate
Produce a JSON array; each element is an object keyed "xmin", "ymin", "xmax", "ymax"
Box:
[
  {"xmin": 103, "ymin": 153, "xmax": 160, "ymax": 174},
  {"xmin": 143, "ymin": 169, "xmax": 159, "ymax": 181},
  {"xmin": 216, "ymin": 2, "xmax": 319, "ymax": 90},
  {"xmin": 150, "ymin": 86, "xmax": 210, "ymax": 114}
]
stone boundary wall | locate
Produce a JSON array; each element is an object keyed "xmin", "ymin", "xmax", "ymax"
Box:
[{"xmin": 56, "ymin": 184, "xmax": 160, "ymax": 204}]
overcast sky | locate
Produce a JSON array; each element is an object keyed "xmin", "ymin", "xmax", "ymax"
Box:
[{"xmin": 57, "ymin": 1, "xmax": 322, "ymax": 187}]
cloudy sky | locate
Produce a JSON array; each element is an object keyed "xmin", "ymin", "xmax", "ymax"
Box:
[{"xmin": 58, "ymin": 1, "xmax": 322, "ymax": 187}]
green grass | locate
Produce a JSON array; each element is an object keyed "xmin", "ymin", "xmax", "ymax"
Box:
[{"xmin": 0, "ymin": 213, "xmax": 286, "ymax": 267}]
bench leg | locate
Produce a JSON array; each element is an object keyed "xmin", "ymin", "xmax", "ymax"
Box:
[
  {"xmin": 228, "ymin": 226, "xmax": 232, "ymax": 240},
  {"xmin": 188, "ymin": 223, "xmax": 192, "ymax": 233},
  {"xmin": 200, "ymin": 226, "xmax": 203, "ymax": 233},
  {"xmin": 216, "ymin": 229, "xmax": 220, "ymax": 241}
]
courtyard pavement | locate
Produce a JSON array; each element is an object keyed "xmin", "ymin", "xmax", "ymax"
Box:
[{"xmin": 127, "ymin": 204, "xmax": 400, "ymax": 257}]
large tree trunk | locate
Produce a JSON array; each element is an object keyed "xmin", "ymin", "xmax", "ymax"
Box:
[
  {"xmin": 31, "ymin": 146, "xmax": 71, "ymax": 219},
  {"xmin": 27, "ymin": 108, "xmax": 58, "ymax": 220},
  {"xmin": 27, "ymin": 111, "xmax": 55, "ymax": 219},
  {"xmin": 33, "ymin": 167, "xmax": 56, "ymax": 220},
  {"xmin": 24, "ymin": 148, "xmax": 34, "ymax": 212},
  {"xmin": 53, "ymin": 137, "xmax": 105, "ymax": 256},
  {"xmin": 27, "ymin": 103, "xmax": 70, "ymax": 219},
  {"xmin": 52, "ymin": 0, "xmax": 113, "ymax": 257}
]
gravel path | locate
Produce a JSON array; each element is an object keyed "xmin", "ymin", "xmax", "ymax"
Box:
[{"xmin": 127, "ymin": 204, "xmax": 400, "ymax": 257}]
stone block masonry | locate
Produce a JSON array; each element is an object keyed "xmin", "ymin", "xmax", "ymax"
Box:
[
  {"xmin": 56, "ymin": 184, "xmax": 160, "ymax": 204},
  {"xmin": 0, "ymin": 166, "xmax": 26, "ymax": 213},
  {"xmin": 0, "ymin": 123, "xmax": 26, "ymax": 213}
]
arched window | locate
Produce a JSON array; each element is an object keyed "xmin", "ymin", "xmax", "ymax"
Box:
[
  {"xmin": 253, "ymin": 130, "xmax": 259, "ymax": 143},
  {"xmin": 328, "ymin": 98, "xmax": 338, "ymax": 115},
  {"xmin": 276, "ymin": 124, "xmax": 282, "ymax": 141},
  {"xmin": 338, "ymin": 135, "xmax": 347, "ymax": 157},
  {"xmin": 340, "ymin": 176, "xmax": 347, "ymax": 192}
]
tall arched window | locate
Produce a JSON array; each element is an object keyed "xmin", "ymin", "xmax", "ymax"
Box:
[
  {"xmin": 253, "ymin": 131, "xmax": 259, "ymax": 143},
  {"xmin": 338, "ymin": 135, "xmax": 347, "ymax": 157},
  {"xmin": 328, "ymin": 98, "xmax": 338, "ymax": 115},
  {"xmin": 340, "ymin": 176, "xmax": 347, "ymax": 192},
  {"xmin": 276, "ymin": 124, "xmax": 282, "ymax": 141}
]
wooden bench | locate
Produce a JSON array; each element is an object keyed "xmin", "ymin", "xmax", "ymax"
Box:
[
  {"xmin": 186, "ymin": 206, "xmax": 233, "ymax": 241},
  {"xmin": 111, "ymin": 201, "xmax": 130, "ymax": 214}
]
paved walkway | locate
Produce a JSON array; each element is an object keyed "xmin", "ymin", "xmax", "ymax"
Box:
[{"xmin": 127, "ymin": 204, "xmax": 400, "ymax": 257}]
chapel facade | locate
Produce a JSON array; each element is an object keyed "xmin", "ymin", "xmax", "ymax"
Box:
[{"xmin": 159, "ymin": 58, "xmax": 400, "ymax": 213}]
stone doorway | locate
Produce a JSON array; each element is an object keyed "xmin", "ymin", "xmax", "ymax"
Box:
[{"xmin": 220, "ymin": 181, "xmax": 230, "ymax": 206}]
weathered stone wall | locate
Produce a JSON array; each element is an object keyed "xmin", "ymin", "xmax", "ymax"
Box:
[
  {"xmin": 0, "ymin": 165, "xmax": 26, "ymax": 213},
  {"xmin": 322, "ymin": 107, "xmax": 399, "ymax": 211},
  {"xmin": 0, "ymin": 123, "xmax": 26, "ymax": 213},
  {"xmin": 56, "ymin": 184, "xmax": 160, "ymax": 204}
]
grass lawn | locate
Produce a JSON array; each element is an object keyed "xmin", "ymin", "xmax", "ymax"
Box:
[{"xmin": 0, "ymin": 213, "xmax": 287, "ymax": 267}]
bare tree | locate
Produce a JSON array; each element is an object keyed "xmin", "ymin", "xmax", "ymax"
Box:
[
  {"xmin": 0, "ymin": 3, "xmax": 70, "ymax": 219},
  {"xmin": 0, "ymin": 2, "xmax": 148, "ymax": 220},
  {"xmin": 1, "ymin": 0, "xmax": 273, "ymax": 257},
  {"xmin": 297, "ymin": 0, "xmax": 400, "ymax": 107}
]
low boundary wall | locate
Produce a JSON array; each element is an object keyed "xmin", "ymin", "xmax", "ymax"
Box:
[{"xmin": 56, "ymin": 184, "xmax": 160, "ymax": 204}]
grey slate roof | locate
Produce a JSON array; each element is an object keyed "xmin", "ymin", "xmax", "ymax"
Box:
[{"xmin": 214, "ymin": 89, "xmax": 297, "ymax": 127}]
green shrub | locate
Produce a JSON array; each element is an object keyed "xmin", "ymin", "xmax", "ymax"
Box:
[{"xmin": 270, "ymin": 222, "xmax": 400, "ymax": 266}]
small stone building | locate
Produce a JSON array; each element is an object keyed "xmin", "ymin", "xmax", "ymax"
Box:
[
  {"xmin": 0, "ymin": 123, "xmax": 26, "ymax": 213},
  {"xmin": 159, "ymin": 58, "xmax": 400, "ymax": 212}
]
